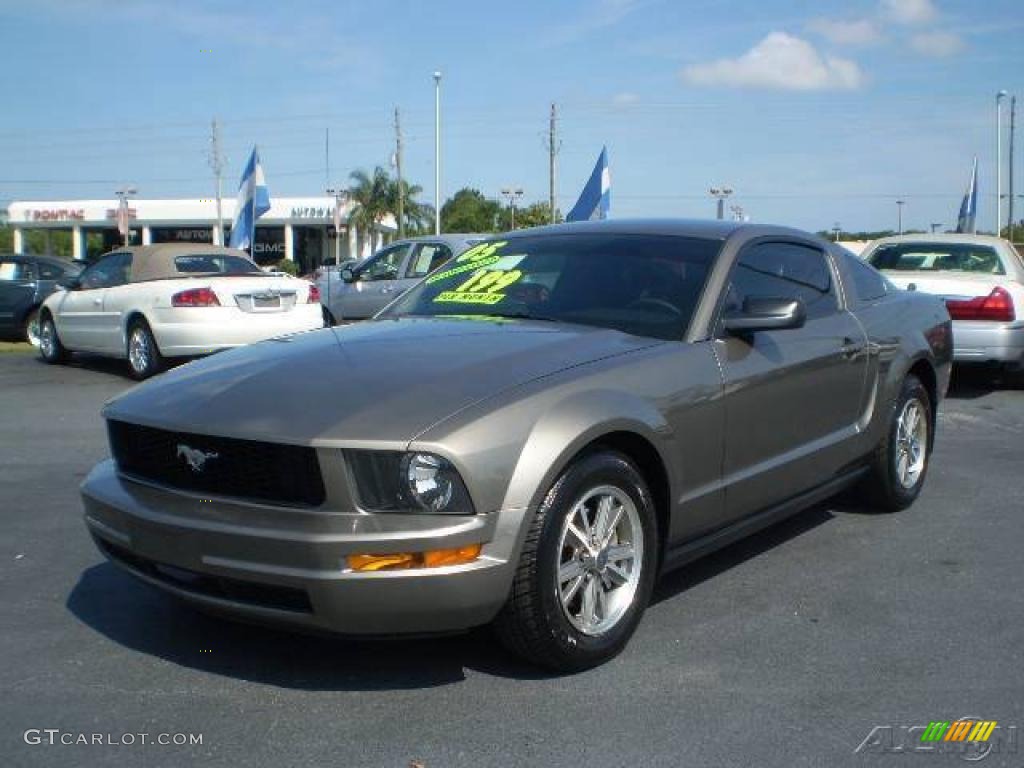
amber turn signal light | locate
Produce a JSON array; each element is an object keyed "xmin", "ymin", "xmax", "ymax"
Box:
[{"xmin": 347, "ymin": 544, "xmax": 482, "ymax": 572}]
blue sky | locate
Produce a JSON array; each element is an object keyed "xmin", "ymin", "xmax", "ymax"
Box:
[{"xmin": 1, "ymin": 0, "xmax": 1022, "ymax": 233}]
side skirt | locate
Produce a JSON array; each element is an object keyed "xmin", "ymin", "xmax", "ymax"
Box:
[{"xmin": 659, "ymin": 467, "xmax": 868, "ymax": 575}]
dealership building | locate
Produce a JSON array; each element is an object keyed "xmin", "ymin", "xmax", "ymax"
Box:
[{"xmin": 4, "ymin": 197, "xmax": 395, "ymax": 273}]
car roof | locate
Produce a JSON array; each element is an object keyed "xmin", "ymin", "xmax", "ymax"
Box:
[
  {"xmin": 866, "ymin": 233, "xmax": 1010, "ymax": 248},
  {"xmin": 491, "ymin": 218, "xmax": 820, "ymax": 243},
  {"xmin": 104, "ymin": 243, "xmax": 255, "ymax": 282},
  {"xmin": 393, "ymin": 233, "xmax": 486, "ymax": 246}
]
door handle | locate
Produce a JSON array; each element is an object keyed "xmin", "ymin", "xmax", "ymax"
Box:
[
  {"xmin": 93, "ymin": 298, "xmax": 103, "ymax": 305},
  {"xmin": 380, "ymin": 287, "xmax": 394, "ymax": 294},
  {"xmin": 840, "ymin": 337, "xmax": 864, "ymax": 359}
]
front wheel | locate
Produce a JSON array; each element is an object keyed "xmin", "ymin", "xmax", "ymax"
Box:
[
  {"xmin": 857, "ymin": 373, "xmax": 933, "ymax": 511},
  {"xmin": 494, "ymin": 451, "xmax": 658, "ymax": 672},
  {"xmin": 126, "ymin": 320, "xmax": 164, "ymax": 380},
  {"xmin": 38, "ymin": 313, "xmax": 69, "ymax": 364}
]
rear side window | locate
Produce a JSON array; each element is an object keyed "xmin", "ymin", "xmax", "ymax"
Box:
[
  {"xmin": 37, "ymin": 262, "xmax": 68, "ymax": 280},
  {"xmin": 726, "ymin": 242, "xmax": 837, "ymax": 320},
  {"xmin": 175, "ymin": 255, "xmax": 260, "ymax": 274},
  {"xmin": 867, "ymin": 243, "xmax": 1005, "ymax": 275},
  {"xmin": 846, "ymin": 255, "xmax": 888, "ymax": 303},
  {"xmin": 0, "ymin": 261, "xmax": 33, "ymax": 281},
  {"xmin": 406, "ymin": 243, "xmax": 453, "ymax": 278}
]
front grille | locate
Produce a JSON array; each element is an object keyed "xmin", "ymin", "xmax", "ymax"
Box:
[
  {"xmin": 107, "ymin": 420, "xmax": 325, "ymax": 507},
  {"xmin": 96, "ymin": 537, "xmax": 313, "ymax": 614}
]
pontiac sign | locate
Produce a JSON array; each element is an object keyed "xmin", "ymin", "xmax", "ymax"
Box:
[{"xmin": 23, "ymin": 209, "xmax": 85, "ymax": 222}]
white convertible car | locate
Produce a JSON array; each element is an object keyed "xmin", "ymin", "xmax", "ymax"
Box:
[{"xmin": 38, "ymin": 244, "xmax": 324, "ymax": 379}]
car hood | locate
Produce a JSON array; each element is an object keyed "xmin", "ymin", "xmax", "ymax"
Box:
[{"xmin": 104, "ymin": 317, "xmax": 661, "ymax": 445}]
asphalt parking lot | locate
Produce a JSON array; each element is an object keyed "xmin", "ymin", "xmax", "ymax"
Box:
[{"xmin": 2, "ymin": 347, "xmax": 1023, "ymax": 768}]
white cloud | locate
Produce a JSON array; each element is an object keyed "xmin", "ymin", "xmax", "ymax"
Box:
[
  {"xmin": 909, "ymin": 30, "xmax": 965, "ymax": 56},
  {"xmin": 807, "ymin": 18, "xmax": 882, "ymax": 46},
  {"xmin": 612, "ymin": 92, "xmax": 640, "ymax": 106},
  {"xmin": 881, "ymin": 0, "xmax": 937, "ymax": 25},
  {"xmin": 546, "ymin": 0, "xmax": 647, "ymax": 44},
  {"xmin": 681, "ymin": 32, "xmax": 865, "ymax": 91}
]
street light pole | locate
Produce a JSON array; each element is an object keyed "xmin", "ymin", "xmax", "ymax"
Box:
[
  {"xmin": 326, "ymin": 187, "xmax": 347, "ymax": 266},
  {"xmin": 433, "ymin": 71, "xmax": 442, "ymax": 236},
  {"xmin": 896, "ymin": 199, "xmax": 906, "ymax": 235},
  {"xmin": 501, "ymin": 187, "xmax": 524, "ymax": 230},
  {"xmin": 997, "ymin": 90, "xmax": 1008, "ymax": 235},
  {"xmin": 709, "ymin": 186, "xmax": 733, "ymax": 220}
]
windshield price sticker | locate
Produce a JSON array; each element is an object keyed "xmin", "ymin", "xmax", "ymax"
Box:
[
  {"xmin": 425, "ymin": 241, "xmax": 510, "ymax": 285},
  {"xmin": 434, "ymin": 269, "xmax": 523, "ymax": 305}
]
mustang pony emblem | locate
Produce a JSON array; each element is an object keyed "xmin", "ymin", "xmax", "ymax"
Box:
[{"xmin": 176, "ymin": 444, "xmax": 219, "ymax": 473}]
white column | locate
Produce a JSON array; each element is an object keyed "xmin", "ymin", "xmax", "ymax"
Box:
[
  {"xmin": 347, "ymin": 224, "xmax": 357, "ymax": 261},
  {"xmin": 12, "ymin": 227, "xmax": 23, "ymax": 253},
  {"xmin": 284, "ymin": 223, "xmax": 294, "ymax": 262},
  {"xmin": 72, "ymin": 226, "xmax": 83, "ymax": 259},
  {"xmin": 141, "ymin": 226, "xmax": 152, "ymax": 245}
]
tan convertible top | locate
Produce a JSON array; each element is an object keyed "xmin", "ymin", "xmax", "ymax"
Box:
[{"xmin": 118, "ymin": 243, "xmax": 257, "ymax": 283}]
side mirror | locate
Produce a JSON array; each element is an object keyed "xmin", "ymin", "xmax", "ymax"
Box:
[
  {"xmin": 58, "ymin": 276, "xmax": 81, "ymax": 291},
  {"xmin": 341, "ymin": 267, "xmax": 356, "ymax": 284},
  {"xmin": 723, "ymin": 297, "xmax": 806, "ymax": 333}
]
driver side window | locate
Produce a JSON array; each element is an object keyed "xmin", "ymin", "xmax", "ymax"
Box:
[
  {"xmin": 726, "ymin": 242, "xmax": 836, "ymax": 321},
  {"xmin": 362, "ymin": 244, "xmax": 408, "ymax": 282},
  {"xmin": 80, "ymin": 252, "xmax": 132, "ymax": 290}
]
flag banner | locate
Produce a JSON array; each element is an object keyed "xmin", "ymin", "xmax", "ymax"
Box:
[
  {"xmin": 956, "ymin": 156, "xmax": 978, "ymax": 234},
  {"xmin": 229, "ymin": 146, "xmax": 271, "ymax": 251},
  {"xmin": 566, "ymin": 147, "xmax": 610, "ymax": 222},
  {"xmin": 116, "ymin": 196, "xmax": 129, "ymax": 237}
]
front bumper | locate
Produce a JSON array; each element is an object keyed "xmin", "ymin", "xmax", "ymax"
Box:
[
  {"xmin": 952, "ymin": 320, "xmax": 1024, "ymax": 365},
  {"xmin": 149, "ymin": 304, "xmax": 324, "ymax": 357},
  {"xmin": 81, "ymin": 459, "xmax": 521, "ymax": 634}
]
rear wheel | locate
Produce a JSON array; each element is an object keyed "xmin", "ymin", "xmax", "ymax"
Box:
[
  {"xmin": 23, "ymin": 308, "xmax": 41, "ymax": 347},
  {"xmin": 38, "ymin": 312, "xmax": 69, "ymax": 364},
  {"xmin": 494, "ymin": 451, "xmax": 658, "ymax": 672},
  {"xmin": 126, "ymin": 319, "xmax": 164, "ymax": 380},
  {"xmin": 857, "ymin": 374, "xmax": 932, "ymax": 511}
]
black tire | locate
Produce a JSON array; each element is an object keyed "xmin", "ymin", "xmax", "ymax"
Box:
[
  {"xmin": 23, "ymin": 307, "xmax": 41, "ymax": 347},
  {"xmin": 857, "ymin": 374, "xmax": 933, "ymax": 512},
  {"xmin": 494, "ymin": 451, "xmax": 659, "ymax": 672},
  {"xmin": 125, "ymin": 319, "xmax": 164, "ymax": 380},
  {"xmin": 323, "ymin": 307, "xmax": 337, "ymax": 327},
  {"xmin": 38, "ymin": 312, "xmax": 69, "ymax": 364}
]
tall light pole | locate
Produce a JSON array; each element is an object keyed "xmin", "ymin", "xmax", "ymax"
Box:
[
  {"xmin": 997, "ymin": 90, "xmax": 1008, "ymax": 235},
  {"xmin": 501, "ymin": 187, "xmax": 524, "ymax": 230},
  {"xmin": 326, "ymin": 187, "xmax": 348, "ymax": 266},
  {"xmin": 115, "ymin": 186, "xmax": 137, "ymax": 246},
  {"xmin": 930, "ymin": 222, "xmax": 943, "ymax": 233},
  {"xmin": 433, "ymin": 71, "xmax": 442, "ymax": 236},
  {"xmin": 896, "ymin": 199, "xmax": 906, "ymax": 235},
  {"xmin": 832, "ymin": 222, "xmax": 842, "ymax": 241},
  {"xmin": 709, "ymin": 186, "xmax": 733, "ymax": 220}
]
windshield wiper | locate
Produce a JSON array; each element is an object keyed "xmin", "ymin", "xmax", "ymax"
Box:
[{"xmin": 483, "ymin": 311, "xmax": 560, "ymax": 323}]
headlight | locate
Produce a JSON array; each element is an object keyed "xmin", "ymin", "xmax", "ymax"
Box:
[{"xmin": 345, "ymin": 450, "xmax": 475, "ymax": 514}]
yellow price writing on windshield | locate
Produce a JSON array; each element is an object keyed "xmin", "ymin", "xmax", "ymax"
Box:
[{"xmin": 433, "ymin": 269, "xmax": 523, "ymax": 305}]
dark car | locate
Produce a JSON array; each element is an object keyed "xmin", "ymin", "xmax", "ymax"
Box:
[
  {"xmin": 81, "ymin": 220, "xmax": 951, "ymax": 671},
  {"xmin": 0, "ymin": 254, "xmax": 82, "ymax": 346}
]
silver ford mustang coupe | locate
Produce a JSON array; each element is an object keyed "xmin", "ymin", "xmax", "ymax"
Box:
[{"xmin": 81, "ymin": 220, "xmax": 952, "ymax": 671}]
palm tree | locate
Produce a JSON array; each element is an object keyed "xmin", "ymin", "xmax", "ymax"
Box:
[
  {"xmin": 386, "ymin": 178, "xmax": 433, "ymax": 236},
  {"xmin": 347, "ymin": 166, "xmax": 391, "ymax": 253}
]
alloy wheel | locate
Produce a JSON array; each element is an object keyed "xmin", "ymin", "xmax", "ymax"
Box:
[
  {"xmin": 25, "ymin": 313, "xmax": 42, "ymax": 347},
  {"xmin": 895, "ymin": 397, "xmax": 928, "ymax": 489},
  {"xmin": 40, "ymin": 320, "xmax": 56, "ymax": 358},
  {"xmin": 128, "ymin": 327, "xmax": 150, "ymax": 375},
  {"xmin": 556, "ymin": 485, "xmax": 644, "ymax": 636}
]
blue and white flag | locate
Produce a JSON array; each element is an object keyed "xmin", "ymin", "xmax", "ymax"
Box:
[
  {"xmin": 566, "ymin": 147, "xmax": 610, "ymax": 222},
  {"xmin": 955, "ymin": 156, "xmax": 978, "ymax": 234},
  {"xmin": 229, "ymin": 146, "xmax": 271, "ymax": 251}
]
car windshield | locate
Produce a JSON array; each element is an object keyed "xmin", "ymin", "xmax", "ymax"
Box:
[
  {"xmin": 174, "ymin": 254, "xmax": 262, "ymax": 275},
  {"xmin": 867, "ymin": 242, "xmax": 1005, "ymax": 275},
  {"xmin": 381, "ymin": 233, "xmax": 721, "ymax": 341}
]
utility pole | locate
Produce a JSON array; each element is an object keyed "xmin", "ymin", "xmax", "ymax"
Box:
[
  {"xmin": 1009, "ymin": 95, "xmax": 1016, "ymax": 241},
  {"xmin": 395, "ymin": 107, "xmax": 404, "ymax": 239},
  {"xmin": 896, "ymin": 199, "xmax": 906, "ymax": 235},
  {"xmin": 547, "ymin": 103, "xmax": 561, "ymax": 224},
  {"xmin": 209, "ymin": 118, "xmax": 225, "ymax": 245},
  {"xmin": 433, "ymin": 71, "xmax": 442, "ymax": 235},
  {"xmin": 997, "ymin": 91, "xmax": 1008, "ymax": 235}
]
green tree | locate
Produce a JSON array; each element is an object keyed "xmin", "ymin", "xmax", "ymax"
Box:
[
  {"xmin": 347, "ymin": 166, "xmax": 391, "ymax": 247},
  {"xmin": 386, "ymin": 178, "xmax": 434, "ymax": 236},
  {"xmin": 499, "ymin": 201, "xmax": 557, "ymax": 231},
  {"xmin": 440, "ymin": 188, "xmax": 502, "ymax": 233}
]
